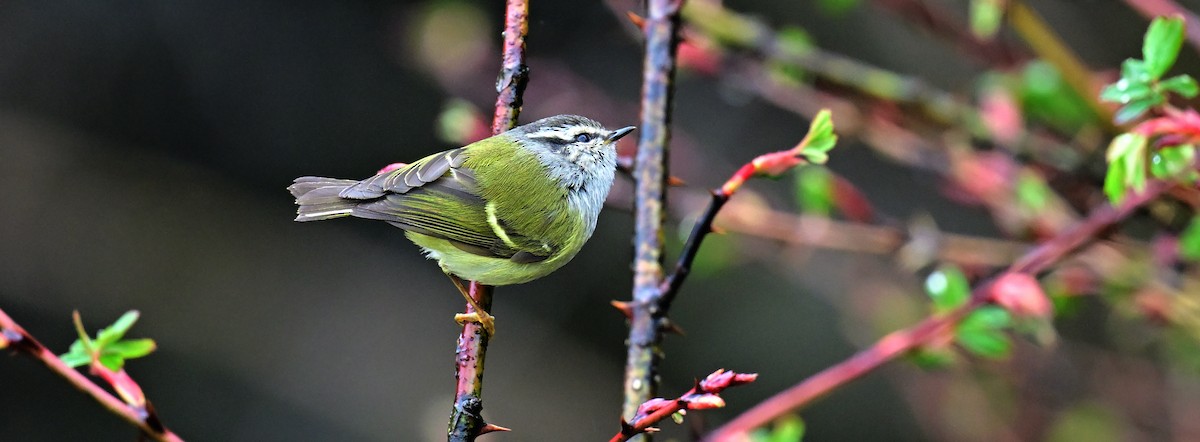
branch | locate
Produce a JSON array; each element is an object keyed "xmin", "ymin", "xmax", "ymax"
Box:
[
  {"xmin": 612, "ymin": 369, "xmax": 758, "ymax": 442},
  {"xmin": 448, "ymin": 0, "xmax": 528, "ymax": 440},
  {"xmin": 0, "ymin": 308, "xmax": 183, "ymax": 442},
  {"xmin": 491, "ymin": 0, "xmax": 530, "ymax": 134},
  {"xmin": 622, "ymin": 0, "xmax": 684, "ymax": 430},
  {"xmin": 703, "ymin": 182, "xmax": 1170, "ymax": 441}
]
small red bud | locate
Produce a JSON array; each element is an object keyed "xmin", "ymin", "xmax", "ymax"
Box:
[
  {"xmin": 636, "ymin": 398, "xmax": 671, "ymax": 417},
  {"xmin": 687, "ymin": 394, "xmax": 726, "ymax": 410},
  {"xmin": 752, "ymin": 151, "xmax": 804, "ymax": 178},
  {"xmin": 989, "ymin": 273, "xmax": 1052, "ymax": 318}
]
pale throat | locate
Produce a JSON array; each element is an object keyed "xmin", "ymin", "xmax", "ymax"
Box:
[{"xmin": 532, "ymin": 145, "xmax": 616, "ymax": 234}]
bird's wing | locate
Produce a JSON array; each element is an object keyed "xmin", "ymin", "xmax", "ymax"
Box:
[
  {"xmin": 340, "ymin": 147, "xmax": 554, "ymax": 262},
  {"xmin": 338, "ymin": 147, "xmax": 470, "ymax": 199}
]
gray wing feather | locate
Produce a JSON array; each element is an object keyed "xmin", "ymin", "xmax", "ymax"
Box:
[{"xmin": 339, "ymin": 147, "xmax": 468, "ymax": 199}]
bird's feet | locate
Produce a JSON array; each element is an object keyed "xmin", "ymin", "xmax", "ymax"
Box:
[
  {"xmin": 454, "ymin": 310, "xmax": 496, "ymax": 337},
  {"xmin": 447, "ymin": 274, "xmax": 496, "ymax": 337}
]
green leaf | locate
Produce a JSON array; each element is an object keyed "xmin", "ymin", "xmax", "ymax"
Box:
[
  {"xmin": 59, "ymin": 351, "xmax": 91, "ymax": 369},
  {"xmin": 961, "ymin": 305, "xmax": 1012, "ymax": 329},
  {"xmin": 801, "ymin": 110, "xmax": 838, "ymax": 164},
  {"xmin": 970, "ymin": 0, "xmax": 1004, "ymax": 39},
  {"xmin": 1179, "ymin": 216, "xmax": 1200, "ymax": 261},
  {"xmin": 1150, "ymin": 144, "xmax": 1196, "ymax": 179},
  {"xmin": 1104, "ymin": 133, "xmax": 1149, "ymax": 204},
  {"xmin": 925, "ymin": 265, "xmax": 971, "ymax": 312},
  {"xmin": 1121, "ymin": 59, "xmax": 1151, "ymax": 83},
  {"xmin": 1099, "ymin": 78, "xmax": 1154, "ymax": 104},
  {"xmin": 59, "ymin": 311, "xmax": 155, "ymax": 371},
  {"xmin": 795, "ymin": 166, "xmax": 834, "ymax": 216},
  {"xmin": 956, "ymin": 306, "xmax": 1014, "ymax": 359},
  {"xmin": 98, "ymin": 354, "xmax": 124, "ymax": 372},
  {"xmin": 1104, "ymin": 158, "xmax": 1128, "ymax": 204},
  {"xmin": 1113, "ymin": 96, "xmax": 1160, "ymax": 124},
  {"xmin": 95, "ymin": 311, "xmax": 140, "ymax": 349},
  {"xmin": 956, "ymin": 328, "xmax": 1012, "ymax": 358},
  {"xmin": 1143, "ymin": 15, "xmax": 1186, "ymax": 79},
  {"xmin": 104, "ymin": 339, "xmax": 157, "ymax": 360},
  {"xmin": 1159, "ymin": 74, "xmax": 1199, "ymax": 98}
]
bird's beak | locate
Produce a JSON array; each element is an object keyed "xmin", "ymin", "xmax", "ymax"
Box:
[{"xmin": 606, "ymin": 126, "xmax": 636, "ymax": 143}]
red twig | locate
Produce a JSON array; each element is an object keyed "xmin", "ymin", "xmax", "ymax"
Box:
[
  {"xmin": 612, "ymin": 369, "xmax": 758, "ymax": 442},
  {"xmin": 702, "ymin": 183, "xmax": 1169, "ymax": 441},
  {"xmin": 659, "ymin": 142, "xmax": 819, "ymax": 307},
  {"xmin": 0, "ymin": 308, "xmax": 182, "ymax": 442},
  {"xmin": 448, "ymin": 0, "xmax": 528, "ymax": 440}
]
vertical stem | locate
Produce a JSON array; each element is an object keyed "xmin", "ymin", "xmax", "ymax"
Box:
[
  {"xmin": 623, "ymin": 0, "xmax": 684, "ymax": 434},
  {"xmin": 449, "ymin": 282, "xmax": 495, "ymax": 441},
  {"xmin": 448, "ymin": 0, "xmax": 528, "ymax": 440},
  {"xmin": 492, "ymin": 0, "xmax": 530, "ymax": 134}
]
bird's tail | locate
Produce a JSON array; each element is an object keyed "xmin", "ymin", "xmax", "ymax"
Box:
[{"xmin": 288, "ymin": 177, "xmax": 361, "ymax": 221}]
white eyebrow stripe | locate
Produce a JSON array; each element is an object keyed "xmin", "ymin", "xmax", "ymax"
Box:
[{"xmin": 526, "ymin": 127, "xmax": 602, "ymax": 142}]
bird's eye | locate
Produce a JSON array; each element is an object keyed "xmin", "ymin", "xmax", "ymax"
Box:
[{"xmin": 574, "ymin": 133, "xmax": 592, "ymax": 143}]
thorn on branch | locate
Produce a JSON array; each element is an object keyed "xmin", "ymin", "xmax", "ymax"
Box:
[
  {"xmin": 611, "ymin": 300, "xmax": 634, "ymax": 319},
  {"xmin": 479, "ymin": 423, "xmax": 512, "ymax": 435}
]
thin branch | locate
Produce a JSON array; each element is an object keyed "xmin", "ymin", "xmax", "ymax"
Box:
[
  {"xmin": 448, "ymin": 0, "xmax": 528, "ymax": 440},
  {"xmin": 448, "ymin": 282, "xmax": 497, "ymax": 441},
  {"xmin": 0, "ymin": 308, "xmax": 183, "ymax": 442},
  {"xmin": 623, "ymin": 0, "xmax": 684, "ymax": 431},
  {"xmin": 702, "ymin": 183, "xmax": 1169, "ymax": 441}
]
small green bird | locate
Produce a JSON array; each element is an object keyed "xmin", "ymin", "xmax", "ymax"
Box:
[{"xmin": 289, "ymin": 115, "xmax": 635, "ymax": 335}]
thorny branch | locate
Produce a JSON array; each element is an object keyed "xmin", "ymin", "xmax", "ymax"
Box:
[{"xmin": 448, "ymin": 0, "xmax": 528, "ymax": 440}]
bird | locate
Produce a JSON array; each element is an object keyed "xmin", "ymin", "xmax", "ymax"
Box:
[{"xmin": 288, "ymin": 114, "xmax": 635, "ymax": 335}]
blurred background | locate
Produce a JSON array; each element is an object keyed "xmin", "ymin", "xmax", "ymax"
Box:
[{"xmin": 3, "ymin": 0, "xmax": 1200, "ymax": 440}]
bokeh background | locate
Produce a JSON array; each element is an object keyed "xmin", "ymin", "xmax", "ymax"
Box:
[{"xmin": 3, "ymin": 0, "xmax": 1200, "ymax": 440}]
